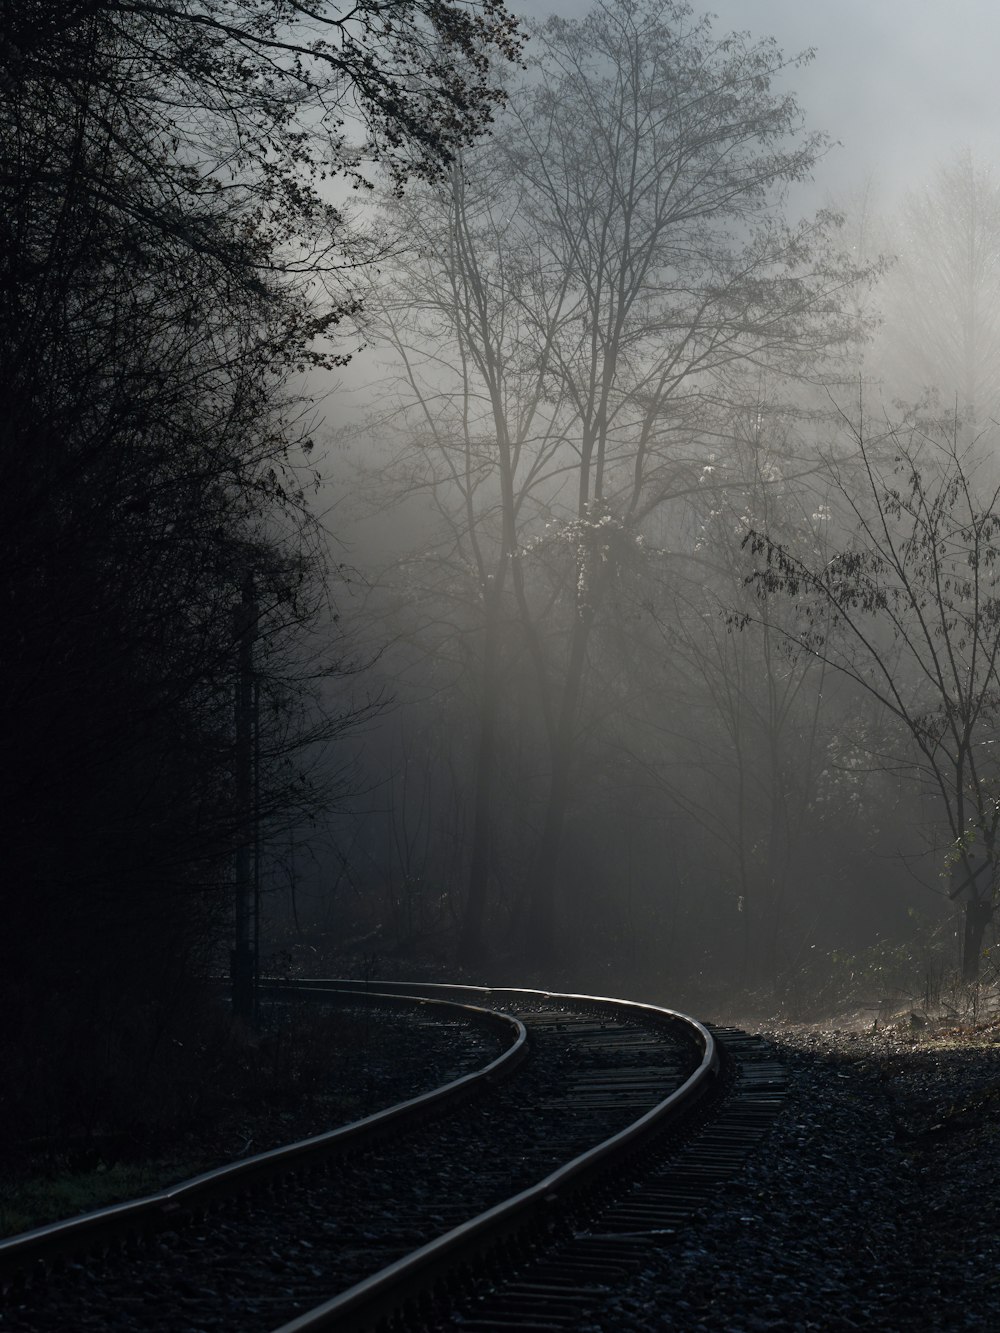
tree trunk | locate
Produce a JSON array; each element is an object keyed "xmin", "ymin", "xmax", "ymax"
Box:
[
  {"xmin": 525, "ymin": 603, "xmax": 593, "ymax": 961},
  {"xmin": 962, "ymin": 896, "xmax": 993, "ymax": 982},
  {"xmin": 458, "ymin": 576, "xmax": 506, "ymax": 965},
  {"xmin": 232, "ymin": 573, "xmax": 256, "ymax": 1026}
]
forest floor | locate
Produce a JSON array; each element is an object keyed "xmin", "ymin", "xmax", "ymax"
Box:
[
  {"xmin": 0, "ymin": 997, "xmax": 501, "ymax": 1239},
  {"xmin": 590, "ymin": 1012, "xmax": 1000, "ymax": 1331},
  {"xmin": 6, "ymin": 956, "xmax": 1000, "ymax": 1329}
]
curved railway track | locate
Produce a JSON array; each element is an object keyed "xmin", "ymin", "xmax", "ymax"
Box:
[{"xmin": 0, "ymin": 982, "xmax": 785, "ymax": 1332}]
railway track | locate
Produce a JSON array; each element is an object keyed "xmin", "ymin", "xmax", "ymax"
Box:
[{"xmin": 0, "ymin": 983, "xmax": 785, "ymax": 1331}]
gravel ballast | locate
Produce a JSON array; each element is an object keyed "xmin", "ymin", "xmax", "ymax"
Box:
[
  {"xmin": 587, "ymin": 1021, "xmax": 1000, "ymax": 1332},
  {"xmin": 9, "ymin": 983, "xmax": 1000, "ymax": 1331},
  {"xmin": 2, "ymin": 997, "xmax": 697, "ymax": 1331},
  {"xmin": 0, "ymin": 997, "xmax": 505, "ymax": 1241}
]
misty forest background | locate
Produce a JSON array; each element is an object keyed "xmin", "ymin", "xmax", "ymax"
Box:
[{"xmin": 6, "ymin": 0, "xmax": 1000, "ymax": 1144}]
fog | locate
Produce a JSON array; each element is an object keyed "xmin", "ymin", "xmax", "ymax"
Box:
[
  {"xmin": 268, "ymin": 0, "xmax": 1000, "ymax": 1014},
  {"xmin": 10, "ymin": 0, "xmax": 1000, "ymax": 1183},
  {"xmin": 706, "ymin": 1, "xmax": 1000, "ymax": 205}
]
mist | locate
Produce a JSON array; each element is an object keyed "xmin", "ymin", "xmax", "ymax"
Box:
[
  {"xmin": 7, "ymin": 0, "xmax": 1000, "ymax": 1086},
  {"xmin": 6, "ymin": 4, "xmax": 1000, "ymax": 1320},
  {"xmin": 254, "ymin": 0, "xmax": 1000, "ymax": 1017}
]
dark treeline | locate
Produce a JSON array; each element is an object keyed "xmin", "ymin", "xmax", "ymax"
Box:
[{"xmin": 0, "ymin": 0, "xmax": 521, "ymax": 1141}]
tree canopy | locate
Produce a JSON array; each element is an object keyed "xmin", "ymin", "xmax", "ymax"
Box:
[
  {"xmin": 356, "ymin": 0, "xmax": 870, "ymax": 961},
  {"xmin": 0, "ymin": 0, "xmax": 520, "ymax": 1137}
]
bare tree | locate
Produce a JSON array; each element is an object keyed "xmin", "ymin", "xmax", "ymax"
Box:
[
  {"xmin": 875, "ymin": 152, "xmax": 1000, "ymax": 426},
  {"xmin": 366, "ymin": 0, "xmax": 869, "ymax": 961},
  {"xmin": 747, "ymin": 409, "xmax": 1000, "ymax": 979}
]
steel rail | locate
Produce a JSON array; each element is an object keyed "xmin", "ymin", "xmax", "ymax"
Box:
[
  {"xmin": 0, "ymin": 992, "xmax": 526, "ymax": 1286},
  {"xmin": 271, "ymin": 982, "xmax": 718, "ymax": 1333}
]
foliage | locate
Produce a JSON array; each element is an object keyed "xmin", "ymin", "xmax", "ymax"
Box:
[
  {"xmin": 0, "ymin": 0, "xmax": 519, "ymax": 1139},
  {"xmin": 1, "ymin": 0, "xmax": 523, "ymax": 243}
]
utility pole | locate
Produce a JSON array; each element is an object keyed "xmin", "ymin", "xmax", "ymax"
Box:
[{"xmin": 232, "ymin": 571, "xmax": 257, "ymax": 1024}]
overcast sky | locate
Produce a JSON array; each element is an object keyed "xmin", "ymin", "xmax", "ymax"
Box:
[{"xmin": 518, "ymin": 0, "xmax": 1000, "ymax": 210}]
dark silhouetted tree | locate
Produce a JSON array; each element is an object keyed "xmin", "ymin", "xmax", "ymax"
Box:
[{"xmin": 0, "ymin": 0, "xmax": 519, "ymax": 1134}]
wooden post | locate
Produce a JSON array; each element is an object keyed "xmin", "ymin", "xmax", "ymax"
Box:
[{"xmin": 232, "ymin": 571, "xmax": 257, "ymax": 1023}]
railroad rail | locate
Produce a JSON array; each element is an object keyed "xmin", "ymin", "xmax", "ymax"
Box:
[
  {"xmin": 0, "ymin": 983, "xmax": 785, "ymax": 1332},
  {"xmin": 0, "ymin": 990, "xmax": 523, "ymax": 1283}
]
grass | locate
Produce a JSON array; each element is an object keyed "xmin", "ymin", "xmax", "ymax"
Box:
[
  {"xmin": 0, "ymin": 1158, "xmax": 207, "ymax": 1239},
  {"xmin": 0, "ymin": 997, "xmax": 431, "ymax": 1240}
]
